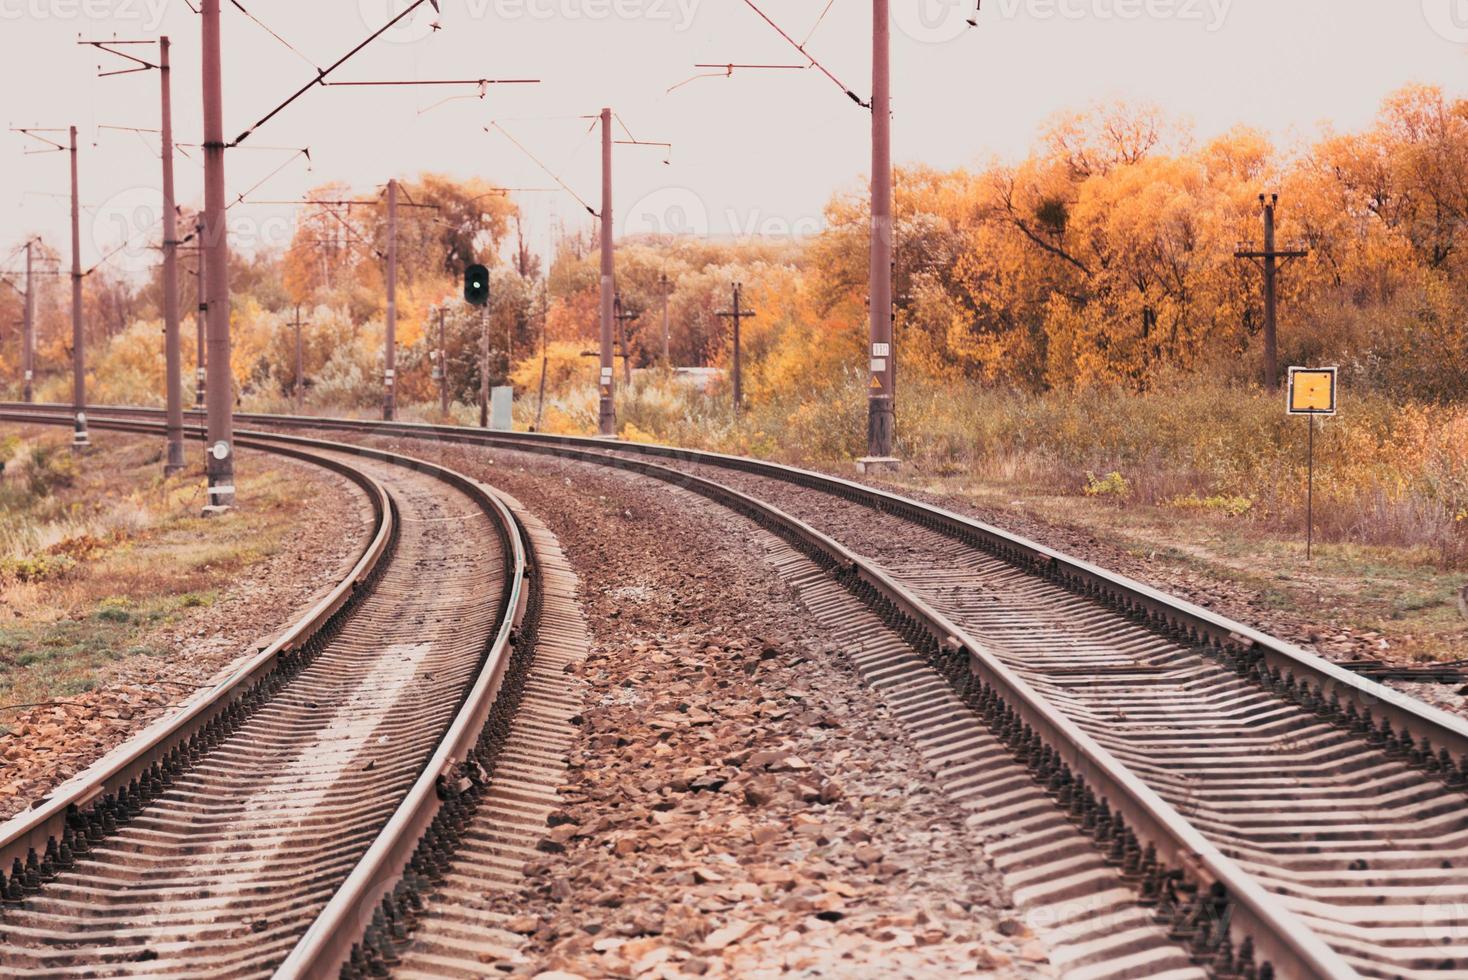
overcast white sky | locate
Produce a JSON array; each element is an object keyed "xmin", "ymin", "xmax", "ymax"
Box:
[{"xmin": 2, "ymin": 0, "xmax": 1464, "ymax": 279}]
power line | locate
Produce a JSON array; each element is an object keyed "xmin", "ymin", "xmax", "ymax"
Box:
[
  {"xmin": 800, "ymin": 0, "xmax": 839, "ymax": 46},
  {"xmin": 230, "ymin": 0, "xmax": 441, "ymax": 146},
  {"xmin": 737, "ymin": 0, "xmax": 868, "ymax": 107},
  {"xmin": 487, "ymin": 122, "xmax": 597, "ymax": 217},
  {"xmin": 228, "ymin": 0, "xmax": 320, "ymax": 72}
]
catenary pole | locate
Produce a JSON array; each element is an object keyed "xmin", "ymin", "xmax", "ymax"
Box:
[
  {"xmin": 660, "ymin": 271, "xmax": 670, "ymax": 364},
  {"xmin": 438, "ymin": 307, "xmax": 449, "ymax": 416},
  {"xmin": 614, "ymin": 292, "xmax": 637, "ymax": 386},
  {"xmin": 479, "ymin": 306, "xmax": 490, "ymax": 428},
  {"xmin": 22, "ymin": 239, "xmax": 34, "ymax": 403},
  {"xmin": 598, "ymin": 106, "xmax": 615, "ymax": 437},
  {"xmin": 194, "ymin": 218, "xmax": 207, "ymax": 408},
  {"xmin": 535, "ymin": 284, "xmax": 548, "ymax": 431},
  {"xmin": 201, "ymin": 0, "xmax": 235, "ymax": 510},
  {"xmin": 865, "ymin": 0, "xmax": 894, "ymax": 463},
  {"xmin": 383, "ymin": 178, "xmax": 397, "ymax": 420},
  {"xmin": 293, "ymin": 304, "xmax": 305, "ymax": 413},
  {"xmin": 159, "ymin": 36, "xmax": 185, "ymax": 475},
  {"xmin": 69, "ymin": 125, "xmax": 89, "ymax": 448}
]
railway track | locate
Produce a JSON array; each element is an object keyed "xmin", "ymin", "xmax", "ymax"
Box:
[
  {"xmin": 5, "ymin": 403, "xmax": 1468, "ymax": 978},
  {"xmin": 0, "ymin": 412, "xmax": 543, "ymax": 978}
]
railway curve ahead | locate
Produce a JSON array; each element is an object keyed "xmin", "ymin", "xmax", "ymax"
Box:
[
  {"xmin": 7, "ymin": 403, "xmax": 1468, "ymax": 979},
  {"xmin": 0, "ymin": 411, "xmax": 531, "ymax": 978}
]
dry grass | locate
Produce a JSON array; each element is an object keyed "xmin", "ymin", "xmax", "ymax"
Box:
[{"xmin": 0, "ymin": 429, "xmax": 314, "ymax": 725}]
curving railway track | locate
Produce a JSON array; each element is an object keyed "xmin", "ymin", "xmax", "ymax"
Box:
[
  {"xmin": 0, "ymin": 412, "xmax": 538, "ymax": 978},
  {"xmin": 3, "ymin": 403, "xmax": 1467, "ymax": 979}
]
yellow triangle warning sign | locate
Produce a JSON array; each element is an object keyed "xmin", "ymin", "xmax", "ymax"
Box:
[{"xmin": 870, "ymin": 375, "xmax": 883, "ymax": 390}]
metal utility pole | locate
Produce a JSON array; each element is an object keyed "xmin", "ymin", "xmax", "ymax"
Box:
[
  {"xmin": 383, "ymin": 178, "xmax": 398, "ymax": 420},
  {"xmin": 193, "ymin": 218, "xmax": 207, "ymax": 408},
  {"xmin": 159, "ymin": 37, "xmax": 185, "ymax": 475},
  {"xmin": 479, "ymin": 306, "xmax": 491, "ymax": 428},
  {"xmin": 597, "ymin": 107, "xmax": 616, "ymax": 436},
  {"xmin": 614, "ymin": 292, "xmax": 637, "ymax": 386},
  {"xmin": 862, "ymin": 0, "xmax": 895, "ymax": 466},
  {"xmin": 716, "ymin": 282, "xmax": 756, "ymax": 413},
  {"xmin": 292, "ymin": 304, "xmax": 305, "ymax": 413},
  {"xmin": 438, "ymin": 308, "xmax": 449, "ymax": 416},
  {"xmin": 534, "ymin": 285, "xmax": 548, "ymax": 431},
  {"xmin": 201, "ymin": 0, "xmax": 234, "ymax": 510},
  {"xmin": 1235, "ymin": 194, "xmax": 1307, "ymax": 392},
  {"xmin": 69, "ymin": 125, "xmax": 89, "ymax": 449},
  {"xmin": 21, "ymin": 239, "xmax": 34, "ymax": 403},
  {"xmin": 82, "ymin": 37, "xmax": 181, "ymax": 466},
  {"xmin": 659, "ymin": 271, "xmax": 671, "ymax": 365}
]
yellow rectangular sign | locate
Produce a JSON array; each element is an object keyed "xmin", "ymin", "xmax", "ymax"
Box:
[{"xmin": 1288, "ymin": 367, "xmax": 1337, "ymax": 416}]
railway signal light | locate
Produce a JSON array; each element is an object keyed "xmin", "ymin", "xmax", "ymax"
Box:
[{"xmin": 464, "ymin": 264, "xmax": 489, "ymax": 307}]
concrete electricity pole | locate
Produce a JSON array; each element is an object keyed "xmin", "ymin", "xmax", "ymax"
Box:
[
  {"xmin": 201, "ymin": 0, "xmax": 235, "ymax": 511},
  {"xmin": 659, "ymin": 271, "xmax": 671, "ymax": 365},
  {"xmin": 383, "ymin": 178, "xmax": 398, "ymax": 420},
  {"xmin": 535, "ymin": 285, "xmax": 548, "ymax": 431},
  {"xmin": 194, "ymin": 218, "xmax": 207, "ymax": 408},
  {"xmin": 716, "ymin": 282, "xmax": 756, "ymax": 413},
  {"xmin": 614, "ymin": 292, "xmax": 637, "ymax": 386},
  {"xmin": 22, "ymin": 239, "xmax": 34, "ymax": 403},
  {"xmin": 69, "ymin": 125, "xmax": 89, "ymax": 449},
  {"xmin": 598, "ymin": 107, "xmax": 616, "ymax": 437},
  {"xmin": 862, "ymin": 0, "xmax": 895, "ymax": 468},
  {"xmin": 292, "ymin": 304, "xmax": 306, "ymax": 413},
  {"xmin": 159, "ymin": 37, "xmax": 185, "ymax": 475},
  {"xmin": 438, "ymin": 307, "xmax": 449, "ymax": 416},
  {"xmin": 479, "ymin": 305, "xmax": 491, "ymax": 428},
  {"xmin": 81, "ymin": 37, "xmax": 183, "ymax": 468},
  {"xmin": 1235, "ymin": 194, "xmax": 1308, "ymax": 392}
]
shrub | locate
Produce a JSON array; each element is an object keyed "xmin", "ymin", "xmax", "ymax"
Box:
[
  {"xmin": 1084, "ymin": 471, "xmax": 1132, "ymax": 500},
  {"xmin": 0, "ymin": 554, "xmax": 76, "ymax": 584}
]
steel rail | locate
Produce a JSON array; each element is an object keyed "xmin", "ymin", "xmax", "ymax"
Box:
[
  {"xmin": 0, "ymin": 411, "xmax": 532, "ymax": 979},
  {"xmin": 1, "ymin": 403, "xmax": 1441, "ymax": 976},
  {"xmin": 0, "ymin": 410, "xmax": 395, "ymax": 914},
  {"xmin": 271, "ymin": 442, "xmax": 530, "ymax": 979},
  {"xmin": 239, "ymin": 408, "xmax": 1468, "ymax": 760},
  {"xmin": 19, "ymin": 405, "xmax": 1466, "ymax": 761},
  {"xmin": 394, "ymin": 429, "xmax": 1355, "ymax": 979}
]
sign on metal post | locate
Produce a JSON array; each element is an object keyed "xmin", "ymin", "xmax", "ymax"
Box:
[
  {"xmin": 1288, "ymin": 367, "xmax": 1337, "ymax": 416},
  {"xmin": 1287, "ymin": 367, "xmax": 1338, "ymax": 561}
]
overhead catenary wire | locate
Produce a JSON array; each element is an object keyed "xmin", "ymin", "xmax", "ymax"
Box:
[
  {"xmin": 230, "ymin": 0, "xmax": 442, "ymax": 146},
  {"xmin": 227, "ymin": 0, "xmax": 321, "ymax": 72},
  {"xmin": 736, "ymin": 0, "xmax": 868, "ymax": 107},
  {"xmin": 487, "ymin": 122, "xmax": 597, "ymax": 217}
]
